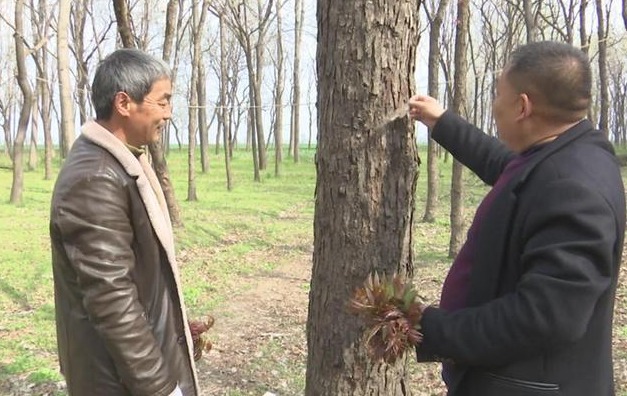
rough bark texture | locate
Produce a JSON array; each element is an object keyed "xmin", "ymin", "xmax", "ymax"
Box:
[{"xmin": 306, "ymin": 1, "xmax": 421, "ymax": 394}]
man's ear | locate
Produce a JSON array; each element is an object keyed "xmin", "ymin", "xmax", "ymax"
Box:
[
  {"xmin": 516, "ymin": 93, "xmax": 532, "ymax": 121},
  {"xmin": 113, "ymin": 91, "xmax": 132, "ymax": 117}
]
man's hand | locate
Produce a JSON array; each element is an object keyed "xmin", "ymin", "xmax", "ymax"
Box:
[{"xmin": 408, "ymin": 95, "xmax": 446, "ymax": 130}]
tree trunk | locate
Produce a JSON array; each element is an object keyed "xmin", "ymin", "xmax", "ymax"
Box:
[
  {"xmin": 306, "ymin": 0, "xmax": 421, "ymax": 394},
  {"xmin": 57, "ymin": 0, "xmax": 75, "ymax": 158},
  {"xmin": 595, "ymin": 0, "xmax": 609, "ymax": 136},
  {"xmin": 422, "ymin": 0, "xmax": 449, "ymax": 223},
  {"xmin": 198, "ymin": 61, "xmax": 209, "ymax": 173},
  {"xmin": 113, "ymin": 0, "xmax": 135, "ymax": 47},
  {"xmin": 245, "ymin": 49, "xmax": 261, "ymax": 182},
  {"xmin": 291, "ymin": 0, "xmax": 304, "ymax": 163},
  {"xmin": 187, "ymin": 0, "xmax": 208, "ymax": 201},
  {"xmin": 274, "ymin": 0, "xmax": 284, "ymax": 177},
  {"xmin": 522, "ymin": 0, "xmax": 539, "ymax": 43},
  {"xmin": 219, "ymin": 14, "xmax": 233, "ymax": 191},
  {"xmin": 448, "ymin": 0, "xmax": 470, "ymax": 258},
  {"xmin": 71, "ymin": 0, "xmax": 89, "ymax": 125},
  {"xmin": 11, "ymin": 0, "xmax": 34, "ymax": 204},
  {"xmin": 253, "ymin": 41, "xmax": 267, "ymax": 170},
  {"xmin": 28, "ymin": 97, "xmax": 38, "ymax": 171},
  {"xmin": 37, "ymin": 0, "xmax": 53, "ymax": 180}
]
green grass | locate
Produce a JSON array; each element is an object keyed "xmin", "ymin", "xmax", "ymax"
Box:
[
  {"xmin": 0, "ymin": 145, "xmax": 322, "ymax": 391},
  {"xmin": 1, "ymin": 143, "xmax": 626, "ymax": 394}
]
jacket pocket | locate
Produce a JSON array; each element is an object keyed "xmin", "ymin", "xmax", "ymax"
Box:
[{"xmin": 468, "ymin": 372, "xmax": 560, "ymax": 396}]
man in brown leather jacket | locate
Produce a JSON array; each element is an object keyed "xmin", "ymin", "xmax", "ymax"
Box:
[{"xmin": 50, "ymin": 49, "xmax": 198, "ymax": 396}]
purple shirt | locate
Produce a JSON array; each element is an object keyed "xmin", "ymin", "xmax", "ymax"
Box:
[{"xmin": 439, "ymin": 150, "xmax": 537, "ymax": 312}]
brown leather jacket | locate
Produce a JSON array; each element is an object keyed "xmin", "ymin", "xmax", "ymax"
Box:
[{"xmin": 50, "ymin": 122, "xmax": 199, "ymax": 396}]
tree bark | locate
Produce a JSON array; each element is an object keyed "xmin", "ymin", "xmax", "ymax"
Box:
[
  {"xmin": 219, "ymin": 14, "xmax": 233, "ymax": 191},
  {"xmin": 595, "ymin": 0, "xmax": 609, "ymax": 136},
  {"xmin": 422, "ymin": 0, "xmax": 449, "ymax": 223},
  {"xmin": 306, "ymin": 0, "xmax": 421, "ymax": 394},
  {"xmin": 198, "ymin": 48, "xmax": 209, "ymax": 174},
  {"xmin": 28, "ymin": 97, "xmax": 38, "ymax": 171},
  {"xmin": 35, "ymin": 0, "xmax": 53, "ymax": 180},
  {"xmin": 273, "ymin": 0, "xmax": 284, "ymax": 177},
  {"xmin": 57, "ymin": 0, "xmax": 75, "ymax": 158},
  {"xmin": 113, "ymin": 0, "xmax": 135, "ymax": 47},
  {"xmin": 448, "ymin": 0, "xmax": 470, "ymax": 258},
  {"xmin": 291, "ymin": 0, "xmax": 304, "ymax": 162},
  {"xmin": 11, "ymin": 0, "xmax": 33, "ymax": 204}
]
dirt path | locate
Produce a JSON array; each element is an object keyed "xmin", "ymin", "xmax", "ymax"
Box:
[{"xmin": 196, "ymin": 251, "xmax": 311, "ymax": 395}]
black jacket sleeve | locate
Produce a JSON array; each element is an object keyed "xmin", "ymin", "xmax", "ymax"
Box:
[
  {"xmin": 417, "ymin": 178, "xmax": 617, "ymax": 367},
  {"xmin": 431, "ymin": 111, "xmax": 516, "ymax": 186}
]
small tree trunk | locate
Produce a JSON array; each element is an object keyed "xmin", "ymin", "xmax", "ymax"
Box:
[
  {"xmin": 274, "ymin": 0, "xmax": 284, "ymax": 177},
  {"xmin": 595, "ymin": 0, "xmax": 609, "ymax": 135},
  {"xmin": 291, "ymin": 0, "xmax": 304, "ymax": 163},
  {"xmin": 448, "ymin": 0, "xmax": 470, "ymax": 258},
  {"xmin": 57, "ymin": 0, "xmax": 75, "ymax": 158},
  {"xmin": 11, "ymin": 0, "xmax": 34, "ymax": 204},
  {"xmin": 422, "ymin": 0, "xmax": 449, "ymax": 223},
  {"xmin": 28, "ymin": 97, "xmax": 38, "ymax": 171},
  {"xmin": 219, "ymin": 14, "xmax": 233, "ymax": 190}
]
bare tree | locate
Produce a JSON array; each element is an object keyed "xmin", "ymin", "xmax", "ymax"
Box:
[
  {"xmin": 448, "ymin": 0, "xmax": 470, "ymax": 258},
  {"xmin": 31, "ymin": 0, "xmax": 54, "ymax": 179},
  {"xmin": 58, "ymin": 0, "xmax": 75, "ymax": 157},
  {"xmin": 28, "ymin": 92, "xmax": 38, "ymax": 171},
  {"xmin": 272, "ymin": 0, "xmax": 284, "ymax": 177},
  {"xmin": 595, "ymin": 0, "xmax": 609, "ymax": 135},
  {"xmin": 187, "ymin": 0, "xmax": 210, "ymax": 201},
  {"xmin": 113, "ymin": 0, "xmax": 135, "ymax": 47},
  {"xmin": 307, "ymin": 0, "xmax": 421, "ymax": 393},
  {"xmin": 290, "ymin": 0, "xmax": 304, "ymax": 162},
  {"xmin": 219, "ymin": 12, "xmax": 233, "ymax": 190},
  {"xmin": 222, "ymin": 0, "xmax": 274, "ymax": 179},
  {"xmin": 522, "ymin": 0, "xmax": 542, "ymax": 42},
  {"xmin": 70, "ymin": 0, "xmax": 113, "ymax": 125},
  {"xmin": 540, "ymin": 0, "xmax": 577, "ymax": 44},
  {"xmin": 10, "ymin": 0, "xmax": 33, "ymax": 204},
  {"xmin": 422, "ymin": 0, "xmax": 450, "ymax": 223}
]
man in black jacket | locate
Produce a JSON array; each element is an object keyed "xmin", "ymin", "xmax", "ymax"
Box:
[{"xmin": 409, "ymin": 41, "xmax": 625, "ymax": 395}]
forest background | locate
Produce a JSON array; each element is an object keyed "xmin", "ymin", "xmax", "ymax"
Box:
[{"xmin": 1, "ymin": 0, "xmax": 627, "ymax": 395}]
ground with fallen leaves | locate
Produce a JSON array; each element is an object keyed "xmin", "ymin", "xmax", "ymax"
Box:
[{"xmin": 194, "ymin": 245, "xmax": 627, "ymax": 396}]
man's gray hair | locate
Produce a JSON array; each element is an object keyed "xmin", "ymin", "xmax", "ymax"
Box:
[{"xmin": 91, "ymin": 48, "xmax": 172, "ymax": 120}]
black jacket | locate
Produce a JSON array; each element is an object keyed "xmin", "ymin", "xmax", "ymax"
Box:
[{"xmin": 417, "ymin": 112, "xmax": 625, "ymax": 396}]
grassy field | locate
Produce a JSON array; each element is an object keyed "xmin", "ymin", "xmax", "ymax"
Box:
[{"xmin": 0, "ymin": 144, "xmax": 626, "ymax": 395}]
